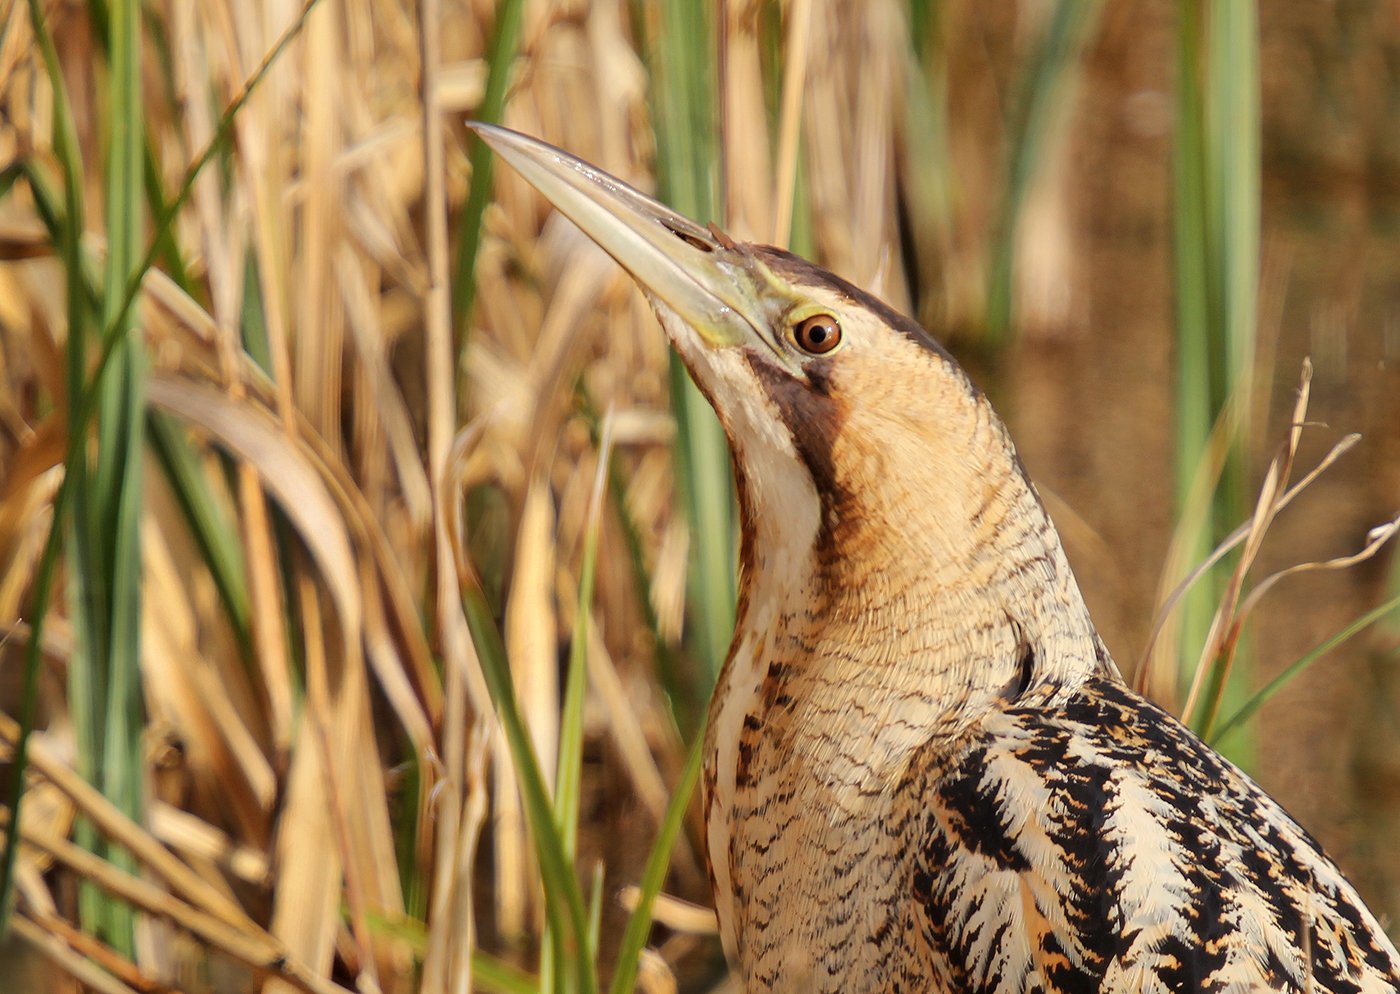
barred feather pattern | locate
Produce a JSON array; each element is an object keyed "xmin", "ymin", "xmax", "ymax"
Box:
[
  {"xmin": 714, "ymin": 666, "xmax": 1400, "ymax": 994},
  {"xmin": 909, "ymin": 676, "xmax": 1400, "ymax": 994}
]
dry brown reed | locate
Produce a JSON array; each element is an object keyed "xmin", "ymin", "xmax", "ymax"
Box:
[{"xmin": 2, "ymin": 0, "xmax": 1399, "ymax": 992}]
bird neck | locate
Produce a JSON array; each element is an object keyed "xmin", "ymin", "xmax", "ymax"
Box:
[{"xmin": 725, "ymin": 411, "xmax": 1107, "ymax": 747}]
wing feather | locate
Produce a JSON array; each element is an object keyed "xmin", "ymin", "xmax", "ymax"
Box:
[{"xmin": 909, "ymin": 677, "xmax": 1400, "ymax": 994}]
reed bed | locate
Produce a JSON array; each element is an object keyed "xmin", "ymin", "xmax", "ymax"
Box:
[{"xmin": 1, "ymin": 0, "xmax": 1399, "ymax": 992}]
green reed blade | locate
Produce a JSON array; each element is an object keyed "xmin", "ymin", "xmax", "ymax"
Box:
[
  {"xmin": 451, "ymin": 0, "xmax": 524, "ymax": 335},
  {"xmin": 646, "ymin": 0, "xmax": 734, "ymax": 700},
  {"xmin": 1211, "ymin": 592, "xmax": 1400, "ymax": 747},
  {"xmin": 146, "ymin": 410, "xmax": 253, "ymax": 663},
  {"xmin": 608, "ymin": 733, "xmax": 704, "ymax": 994},
  {"xmin": 461, "ymin": 588, "xmax": 596, "ymax": 994},
  {"xmin": 984, "ymin": 0, "xmax": 1101, "ymax": 346}
]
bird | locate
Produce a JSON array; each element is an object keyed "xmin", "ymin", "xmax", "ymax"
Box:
[{"xmin": 470, "ymin": 122, "xmax": 1400, "ymax": 994}]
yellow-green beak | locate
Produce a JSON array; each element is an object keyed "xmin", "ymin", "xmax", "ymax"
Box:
[{"xmin": 468, "ymin": 123, "xmax": 768, "ymax": 350}]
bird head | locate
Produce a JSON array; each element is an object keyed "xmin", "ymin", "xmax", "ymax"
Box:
[{"xmin": 472, "ymin": 124, "xmax": 1106, "ymax": 700}]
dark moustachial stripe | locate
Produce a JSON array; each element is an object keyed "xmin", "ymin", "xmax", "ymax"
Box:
[
  {"xmin": 742, "ymin": 351, "xmax": 857, "ymax": 581},
  {"xmin": 743, "ymin": 352, "xmax": 846, "ymax": 503}
]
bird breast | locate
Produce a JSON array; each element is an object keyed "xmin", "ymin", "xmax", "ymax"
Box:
[
  {"xmin": 703, "ymin": 617, "xmax": 938, "ymax": 993},
  {"xmin": 702, "ymin": 575, "xmax": 1042, "ymax": 992}
]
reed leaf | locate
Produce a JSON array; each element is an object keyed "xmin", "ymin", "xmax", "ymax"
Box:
[
  {"xmin": 1211, "ymin": 592, "xmax": 1400, "ymax": 746},
  {"xmin": 461, "ymin": 587, "xmax": 596, "ymax": 994},
  {"xmin": 1171, "ymin": 0, "xmax": 1260, "ymax": 763},
  {"xmin": 0, "ymin": 0, "xmax": 91, "ymax": 936},
  {"xmin": 984, "ymin": 0, "xmax": 1101, "ymax": 345},
  {"xmin": 608, "ymin": 733, "xmax": 705, "ymax": 994},
  {"xmin": 647, "ymin": 0, "xmax": 735, "ymax": 706},
  {"xmin": 557, "ymin": 422, "xmax": 614, "ymax": 854},
  {"xmin": 452, "ymin": 0, "xmax": 525, "ymax": 335},
  {"xmin": 83, "ymin": 0, "xmax": 147, "ymax": 951},
  {"xmin": 145, "ymin": 410, "xmax": 253, "ymax": 664}
]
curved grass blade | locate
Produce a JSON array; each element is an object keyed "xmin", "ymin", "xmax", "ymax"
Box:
[
  {"xmin": 0, "ymin": 164, "xmax": 20, "ymax": 202},
  {"xmin": 450, "ymin": 0, "xmax": 524, "ymax": 333},
  {"xmin": 587, "ymin": 861, "xmax": 603, "ymax": 959},
  {"xmin": 143, "ymin": 148, "xmax": 192, "ymax": 294},
  {"xmin": 608, "ymin": 733, "xmax": 704, "ymax": 994},
  {"xmin": 541, "ymin": 417, "xmax": 614, "ymax": 994},
  {"xmin": 557, "ymin": 418, "xmax": 614, "ymax": 855},
  {"xmin": 1, "ymin": 0, "xmax": 92, "ymax": 938},
  {"xmin": 146, "ymin": 410, "xmax": 253, "ymax": 664},
  {"xmin": 18, "ymin": 162, "xmax": 104, "ymax": 316},
  {"xmin": 577, "ymin": 388, "xmax": 684, "ymax": 730},
  {"xmin": 1210, "ymin": 592, "xmax": 1400, "ymax": 747},
  {"xmin": 460, "ymin": 589, "xmax": 597, "ymax": 994}
]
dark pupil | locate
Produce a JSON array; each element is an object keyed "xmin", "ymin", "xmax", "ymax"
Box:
[{"xmin": 808, "ymin": 324, "xmax": 827, "ymax": 345}]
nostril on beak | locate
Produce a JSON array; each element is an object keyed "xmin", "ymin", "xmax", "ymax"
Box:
[{"xmin": 661, "ymin": 218, "xmax": 715, "ymax": 253}]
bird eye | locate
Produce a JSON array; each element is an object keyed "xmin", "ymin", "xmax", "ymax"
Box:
[{"xmin": 793, "ymin": 314, "xmax": 842, "ymax": 355}]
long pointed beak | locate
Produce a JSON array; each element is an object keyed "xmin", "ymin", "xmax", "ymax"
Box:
[{"xmin": 468, "ymin": 123, "xmax": 766, "ymax": 350}]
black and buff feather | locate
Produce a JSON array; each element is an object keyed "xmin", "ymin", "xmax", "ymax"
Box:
[{"xmin": 912, "ymin": 676, "xmax": 1400, "ymax": 993}]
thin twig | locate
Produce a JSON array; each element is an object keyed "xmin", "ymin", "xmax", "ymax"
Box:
[
  {"xmin": 1182, "ymin": 365, "xmax": 1312, "ymax": 731},
  {"xmin": 9, "ymin": 815, "xmax": 353, "ymax": 994},
  {"xmin": 0, "ymin": 711, "xmax": 257, "ymax": 931}
]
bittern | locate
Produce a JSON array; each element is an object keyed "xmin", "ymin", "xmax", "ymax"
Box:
[{"xmin": 471, "ymin": 123, "xmax": 1400, "ymax": 994}]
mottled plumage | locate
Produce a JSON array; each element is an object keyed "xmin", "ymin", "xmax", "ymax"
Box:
[
  {"xmin": 914, "ymin": 677, "xmax": 1400, "ymax": 994},
  {"xmin": 472, "ymin": 124, "xmax": 1400, "ymax": 994}
]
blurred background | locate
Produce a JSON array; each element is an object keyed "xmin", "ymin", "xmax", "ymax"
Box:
[{"xmin": 1, "ymin": 0, "xmax": 1399, "ymax": 991}]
